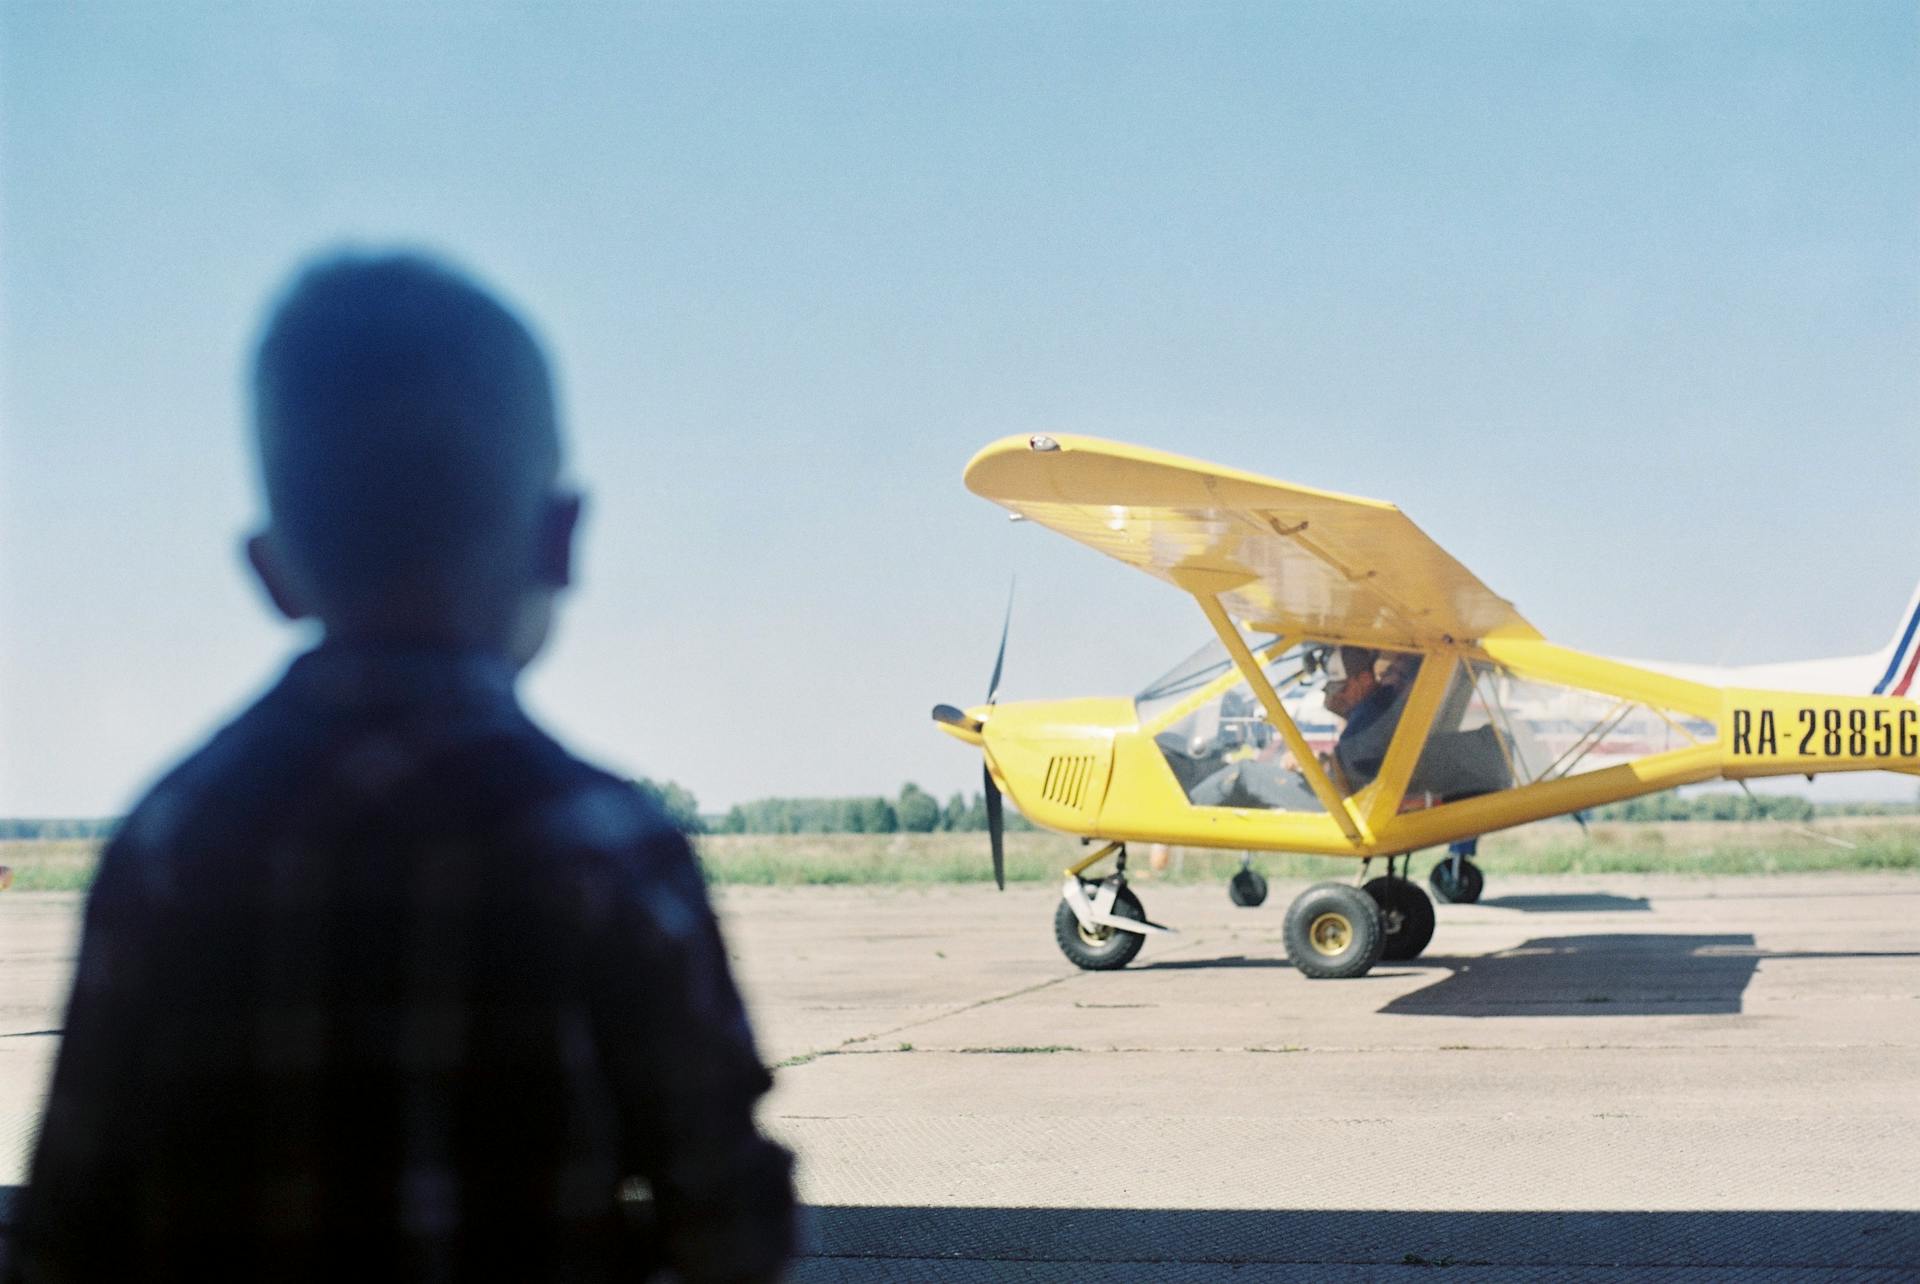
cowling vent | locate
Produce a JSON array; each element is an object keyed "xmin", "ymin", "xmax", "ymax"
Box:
[{"xmin": 1041, "ymin": 755, "xmax": 1096, "ymax": 810}]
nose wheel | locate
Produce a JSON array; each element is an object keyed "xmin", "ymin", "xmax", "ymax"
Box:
[
  {"xmin": 1053, "ymin": 885, "xmax": 1147, "ymax": 970},
  {"xmin": 1053, "ymin": 844, "xmax": 1175, "ymax": 971}
]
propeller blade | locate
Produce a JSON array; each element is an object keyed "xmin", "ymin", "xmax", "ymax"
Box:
[
  {"xmin": 983, "ymin": 764, "xmax": 1005, "ymax": 891},
  {"xmin": 931, "ymin": 704, "xmax": 984, "ymax": 734},
  {"xmin": 986, "ymin": 580, "xmax": 1014, "ymax": 706}
]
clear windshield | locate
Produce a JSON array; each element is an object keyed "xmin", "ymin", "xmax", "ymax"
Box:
[
  {"xmin": 1134, "ymin": 634, "xmax": 1279, "ymax": 726},
  {"xmin": 1144, "ymin": 639, "xmax": 1719, "ymax": 817},
  {"xmin": 1146, "ymin": 638, "xmax": 1420, "ymax": 812}
]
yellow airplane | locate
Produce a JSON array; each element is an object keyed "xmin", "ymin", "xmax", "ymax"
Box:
[{"xmin": 933, "ymin": 434, "xmax": 1920, "ymax": 979}]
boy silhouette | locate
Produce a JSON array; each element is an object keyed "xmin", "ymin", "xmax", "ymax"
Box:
[{"xmin": 8, "ymin": 253, "xmax": 794, "ymax": 1283}]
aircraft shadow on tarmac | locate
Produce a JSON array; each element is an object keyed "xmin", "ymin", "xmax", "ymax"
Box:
[
  {"xmin": 1144, "ymin": 933, "xmax": 1920, "ymax": 1018},
  {"xmin": 1382, "ymin": 935, "xmax": 1920, "ymax": 1018},
  {"xmin": 1382, "ymin": 933, "xmax": 1761, "ymax": 1016},
  {"xmin": 1137, "ymin": 929, "xmax": 1751, "ymax": 1001},
  {"xmin": 793, "ymin": 1205, "xmax": 1918, "ymax": 1275},
  {"xmin": 1478, "ymin": 892, "xmax": 1651, "ymax": 912}
]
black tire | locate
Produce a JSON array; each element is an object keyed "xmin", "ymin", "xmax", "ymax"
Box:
[
  {"xmin": 1228, "ymin": 867, "xmax": 1269, "ymax": 908},
  {"xmin": 1282, "ymin": 881, "xmax": 1385, "ymax": 979},
  {"xmin": 1363, "ymin": 876, "xmax": 1436, "ymax": 961},
  {"xmin": 1429, "ymin": 856, "xmax": 1485, "ymax": 905},
  {"xmin": 1054, "ymin": 883, "xmax": 1148, "ymax": 971}
]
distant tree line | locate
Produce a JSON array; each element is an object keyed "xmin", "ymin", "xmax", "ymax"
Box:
[
  {"xmin": 10, "ymin": 784, "xmax": 1906, "ymax": 847},
  {"xmin": 0, "ymin": 781, "xmax": 1029, "ymax": 843},
  {"xmin": 0, "ymin": 818, "xmax": 119, "ymax": 841},
  {"xmin": 1587, "ymin": 791, "xmax": 1817, "ymax": 822},
  {"xmin": 1815, "ymin": 798, "xmax": 1920, "ymax": 817},
  {"xmin": 713, "ymin": 783, "xmax": 1034, "ymax": 836}
]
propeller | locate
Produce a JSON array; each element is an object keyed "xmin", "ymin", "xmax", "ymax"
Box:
[
  {"xmin": 984, "ymin": 763, "xmax": 1005, "ymax": 891},
  {"xmin": 986, "ymin": 581, "xmax": 1013, "ymax": 707},
  {"xmin": 982, "ymin": 582, "xmax": 1015, "ymax": 890}
]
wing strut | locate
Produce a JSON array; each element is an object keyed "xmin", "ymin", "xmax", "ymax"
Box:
[
  {"xmin": 1359, "ymin": 655, "xmax": 1456, "ymax": 834},
  {"xmin": 1194, "ymin": 594, "xmax": 1368, "ymax": 845}
]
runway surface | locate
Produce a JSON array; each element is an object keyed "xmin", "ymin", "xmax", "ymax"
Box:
[{"xmin": 4, "ymin": 871, "xmax": 1918, "ymax": 1278}]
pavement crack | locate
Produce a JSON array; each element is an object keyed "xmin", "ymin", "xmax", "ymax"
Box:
[{"xmin": 784, "ymin": 971, "xmax": 1086, "ymax": 1066}]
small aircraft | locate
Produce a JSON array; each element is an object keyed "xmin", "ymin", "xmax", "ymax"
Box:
[{"xmin": 933, "ymin": 434, "xmax": 1920, "ymax": 979}]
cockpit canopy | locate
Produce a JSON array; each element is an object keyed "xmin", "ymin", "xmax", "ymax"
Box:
[{"xmin": 1137, "ymin": 633, "xmax": 1713, "ymax": 815}]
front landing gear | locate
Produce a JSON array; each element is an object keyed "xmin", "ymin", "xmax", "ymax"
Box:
[
  {"xmin": 1054, "ymin": 843, "xmax": 1175, "ymax": 972},
  {"xmin": 1054, "ymin": 885, "xmax": 1146, "ymax": 970},
  {"xmin": 1283, "ymin": 882, "xmax": 1385, "ymax": 979}
]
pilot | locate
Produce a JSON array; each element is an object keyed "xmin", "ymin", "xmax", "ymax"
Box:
[
  {"xmin": 1324, "ymin": 647, "xmax": 1419, "ymax": 788},
  {"xmin": 1190, "ymin": 646, "xmax": 1414, "ymax": 809}
]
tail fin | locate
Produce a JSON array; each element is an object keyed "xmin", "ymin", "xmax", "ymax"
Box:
[{"xmin": 1871, "ymin": 577, "xmax": 1920, "ymax": 697}]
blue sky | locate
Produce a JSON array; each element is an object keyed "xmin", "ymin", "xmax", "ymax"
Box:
[{"xmin": 2, "ymin": 2, "xmax": 1915, "ymax": 815}]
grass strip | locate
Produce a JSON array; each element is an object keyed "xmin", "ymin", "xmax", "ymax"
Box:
[{"xmin": 5, "ymin": 818, "xmax": 1916, "ymax": 894}]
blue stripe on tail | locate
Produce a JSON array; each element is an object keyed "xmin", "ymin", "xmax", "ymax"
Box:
[{"xmin": 1873, "ymin": 593, "xmax": 1920, "ymax": 694}]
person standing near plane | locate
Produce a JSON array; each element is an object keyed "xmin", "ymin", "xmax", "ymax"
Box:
[{"xmin": 6, "ymin": 253, "xmax": 794, "ymax": 1283}]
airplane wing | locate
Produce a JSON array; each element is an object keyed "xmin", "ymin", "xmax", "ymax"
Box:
[{"xmin": 965, "ymin": 434, "xmax": 1540, "ymax": 649}]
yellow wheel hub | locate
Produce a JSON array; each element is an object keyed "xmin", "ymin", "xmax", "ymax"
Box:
[
  {"xmin": 1307, "ymin": 911, "xmax": 1353, "ymax": 956},
  {"xmin": 1078, "ymin": 921, "xmax": 1115, "ymax": 946}
]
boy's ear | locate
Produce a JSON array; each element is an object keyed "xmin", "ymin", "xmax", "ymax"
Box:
[
  {"xmin": 534, "ymin": 491, "xmax": 583, "ymax": 590},
  {"xmin": 246, "ymin": 531, "xmax": 312, "ymax": 621}
]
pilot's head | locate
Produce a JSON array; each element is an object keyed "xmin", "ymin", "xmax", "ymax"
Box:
[
  {"xmin": 1323, "ymin": 645, "xmax": 1379, "ymax": 718},
  {"xmin": 245, "ymin": 251, "xmax": 580, "ymax": 668}
]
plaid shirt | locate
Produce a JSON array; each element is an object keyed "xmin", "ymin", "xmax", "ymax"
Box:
[{"xmin": 6, "ymin": 645, "xmax": 793, "ymax": 1283}]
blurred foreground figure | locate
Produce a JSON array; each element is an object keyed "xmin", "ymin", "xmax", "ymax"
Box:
[{"xmin": 8, "ymin": 253, "xmax": 794, "ymax": 1283}]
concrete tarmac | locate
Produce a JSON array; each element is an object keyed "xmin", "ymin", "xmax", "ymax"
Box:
[{"xmin": 3, "ymin": 871, "xmax": 1918, "ymax": 1279}]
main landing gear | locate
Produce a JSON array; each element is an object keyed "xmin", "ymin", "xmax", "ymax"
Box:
[
  {"xmin": 1280, "ymin": 855, "xmax": 1436, "ymax": 979},
  {"xmin": 1281, "ymin": 882, "xmax": 1383, "ymax": 979},
  {"xmin": 1363, "ymin": 872, "xmax": 1436, "ymax": 962}
]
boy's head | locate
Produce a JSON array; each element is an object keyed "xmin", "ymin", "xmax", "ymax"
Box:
[{"xmin": 247, "ymin": 251, "xmax": 578, "ymax": 663}]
